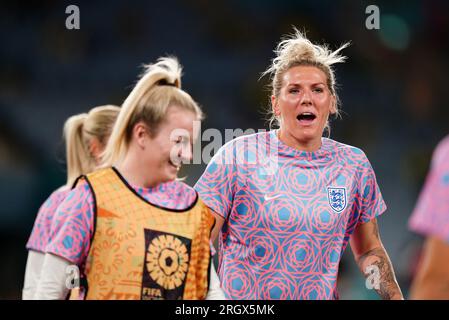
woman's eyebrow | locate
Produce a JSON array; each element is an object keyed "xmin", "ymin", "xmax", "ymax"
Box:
[{"xmin": 287, "ymin": 82, "xmax": 325, "ymax": 86}]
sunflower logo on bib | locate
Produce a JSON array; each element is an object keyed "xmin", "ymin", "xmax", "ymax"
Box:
[
  {"xmin": 147, "ymin": 234, "xmax": 189, "ymax": 289},
  {"xmin": 142, "ymin": 230, "xmax": 191, "ymax": 299}
]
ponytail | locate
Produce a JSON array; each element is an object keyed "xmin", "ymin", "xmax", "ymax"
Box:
[{"xmin": 63, "ymin": 113, "xmax": 93, "ymax": 186}]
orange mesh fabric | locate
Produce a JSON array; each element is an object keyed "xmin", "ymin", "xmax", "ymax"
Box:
[{"xmin": 73, "ymin": 168, "xmax": 214, "ymax": 300}]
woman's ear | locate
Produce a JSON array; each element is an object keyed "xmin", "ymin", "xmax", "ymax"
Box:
[
  {"xmin": 89, "ymin": 137, "xmax": 102, "ymax": 162},
  {"xmin": 329, "ymin": 96, "xmax": 337, "ymax": 115},
  {"xmin": 133, "ymin": 122, "xmax": 148, "ymax": 149},
  {"xmin": 271, "ymin": 95, "xmax": 280, "ymax": 116}
]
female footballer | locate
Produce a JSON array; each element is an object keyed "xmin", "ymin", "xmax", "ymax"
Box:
[
  {"xmin": 23, "ymin": 105, "xmax": 120, "ymax": 299},
  {"xmin": 34, "ymin": 57, "xmax": 224, "ymax": 300},
  {"xmin": 195, "ymin": 29, "xmax": 403, "ymax": 300}
]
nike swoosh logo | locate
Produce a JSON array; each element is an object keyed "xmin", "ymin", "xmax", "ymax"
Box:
[{"xmin": 264, "ymin": 194, "xmax": 283, "ymax": 201}]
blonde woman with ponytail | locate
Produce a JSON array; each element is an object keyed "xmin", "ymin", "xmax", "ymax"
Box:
[
  {"xmin": 194, "ymin": 28, "xmax": 403, "ymax": 300},
  {"xmin": 35, "ymin": 57, "xmax": 224, "ymax": 300},
  {"xmin": 23, "ymin": 105, "xmax": 119, "ymax": 299}
]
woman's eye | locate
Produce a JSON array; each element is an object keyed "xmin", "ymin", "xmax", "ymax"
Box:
[
  {"xmin": 313, "ymin": 88, "xmax": 323, "ymax": 93},
  {"xmin": 289, "ymin": 88, "xmax": 299, "ymax": 94}
]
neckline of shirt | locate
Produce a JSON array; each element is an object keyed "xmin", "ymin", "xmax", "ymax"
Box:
[
  {"xmin": 270, "ymin": 129, "xmax": 333, "ymax": 159},
  {"xmin": 110, "ymin": 167, "xmax": 198, "ymax": 212}
]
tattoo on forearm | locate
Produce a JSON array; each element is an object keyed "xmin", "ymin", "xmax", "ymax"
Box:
[{"xmin": 358, "ymin": 247, "xmax": 402, "ymax": 300}]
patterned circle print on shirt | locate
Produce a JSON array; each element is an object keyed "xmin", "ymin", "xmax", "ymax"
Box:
[
  {"xmin": 296, "ymin": 274, "xmax": 337, "ymax": 300},
  {"xmin": 246, "ymin": 228, "xmax": 282, "ymax": 268},
  {"xmin": 258, "ymin": 271, "xmax": 296, "ymax": 299},
  {"xmin": 146, "ymin": 234, "xmax": 189, "ymax": 290},
  {"xmin": 307, "ymin": 195, "xmax": 348, "ymax": 235},
  {"xmin": 221, "ymin": 259, "xmax": 257, "ymax": 299},
  {"xmin": 261, "ymin": 195, "xmax": 304, "ymax": 233},
  {"xmin": 282, "ymin": 231, "xmax": 319, "ymax": 273}
]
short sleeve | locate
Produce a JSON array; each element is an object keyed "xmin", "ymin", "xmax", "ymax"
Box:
[
  {"xmin": 409, "ymin": 142, "xmax": 449, "ymax": 242},
  {"xmin": 357, "ymin": 152, "xmax": 387, "ymax": 224},
  {"xmin": 26, "ymin": 187, "xmax": 69, "ymax": 252},
  {"xmin": 45, "ymin": 181, "xmax": 95, "ymax": 265},
  {"xmin": 194, "ymin": 142, "xmax": 237, "ymax": 220}
]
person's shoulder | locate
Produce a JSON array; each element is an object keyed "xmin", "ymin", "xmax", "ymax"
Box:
[
  {"xmin": 49, "ymin": 185, "xmax": 71, "ymax": 199},
  {"xmin": 437, "ymin": 134, "xmax": 449, "ymax": 149},
  {"xmin": 222, "ymin": 131, "xmax": 268, "ymax": 148},
  {"xmin": 71, "ymin": 179, "xmax": 90, "ymax": 193},
  {"xmin": 324, "ymin": 138, "xmax": 376, "ymax": 175},
  {"xmin": 211, "ymin": 131, "xmax": 269, "ymax": 162},
  {"xmin": 62, "ymin": 179, "xmax": 92, "ymax": 205},
  {"xmin": 433, "ymin": 135, "xmax": 449, "ymax": 166},
  {"xmin": 325, "ymin": 138, "xmax": 369, "ymax": 161},
  {"xmin": 41, "ymin": 185, "xmax": 71, "ymax": 206}
]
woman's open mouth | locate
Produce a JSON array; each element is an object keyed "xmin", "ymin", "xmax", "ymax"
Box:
[{"xmin": 296, "ymin": 112, "xmax": 317, "ymax": 125}]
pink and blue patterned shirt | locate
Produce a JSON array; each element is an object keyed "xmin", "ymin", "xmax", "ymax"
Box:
[
  {"xmin": 409, "ymin": 135, "xmax": 449, "ymax": 242},
  {"xmin": 194, "ymin": 130, "xmax": 386, "ymax": 300},
  {"xmin": 26, "ymin": 186, "xmax": 70, "ymax": 253}
]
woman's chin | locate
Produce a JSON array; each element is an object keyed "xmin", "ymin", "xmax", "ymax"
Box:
[
  {"xmin": 292, "ymin": 131, "xmax": 321, "ymax": 144},
  {"xmin": 165, "ymin": 165, "xmax": 179, "ymax": 180}
]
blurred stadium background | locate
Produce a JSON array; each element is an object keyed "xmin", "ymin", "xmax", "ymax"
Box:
[{"xmin": 0, "ymin": 0, "xmax": 448, "ymax": 299}]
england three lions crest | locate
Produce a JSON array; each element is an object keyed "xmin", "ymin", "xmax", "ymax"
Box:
[{"xmin": 327, "ymin": 187, "xmax": 347, "ymax": 213}]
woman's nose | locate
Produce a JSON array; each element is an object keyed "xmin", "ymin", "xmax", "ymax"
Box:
[{"xmin": 300, "ymin": 89, "xmax": 312, "ymax": 105}]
